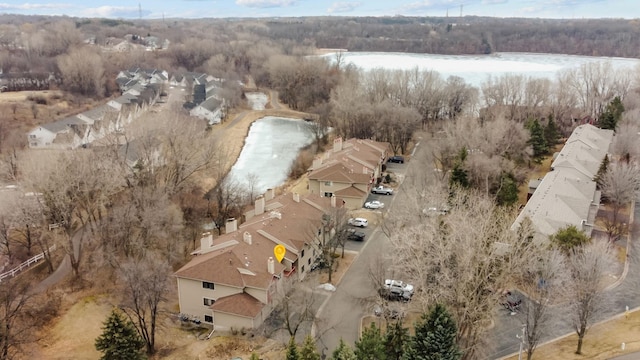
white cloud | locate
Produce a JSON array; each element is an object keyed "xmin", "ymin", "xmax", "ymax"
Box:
[
  {"xmin": 0, "ymin": 3, "xmax": 72, "ymax": 10},
  {"xmin": 481, "ymin": 0, "xmax": 508, "ymax": 4},
  {"xmin": 81, "ymin": 6, "xmax": 151, "ymax": 18},
  {"xmin": 235, "ymin": 0, "xmax": 297, "ymax": 8},
  {"xmin": 327, "ymin": 2, "xmax": 361, "ymax": 14}
]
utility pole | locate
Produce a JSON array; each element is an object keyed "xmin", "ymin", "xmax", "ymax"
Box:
[
  {"xmin": 460, "ymin": 4, "xmax": 463, "ymax": 17},
  {"xmin": 517, "ymin": 324, "xmax": 526, "ymax": 360},
  {"xmin": 139, "ymin": 3, "xmax": 142, "ymax": 20}
]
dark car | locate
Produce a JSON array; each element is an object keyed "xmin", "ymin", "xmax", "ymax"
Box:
[
  {"xmin": 347, "ymin": 229, "xmax": 366, "ymax": 241},
  {"xmin": 387, "ymin": 155, "xmax": 405, "ymax": 164}
]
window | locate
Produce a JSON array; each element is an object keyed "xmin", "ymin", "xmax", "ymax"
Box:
[
  {"xmin": 323, "ymin": 192, "xmax": 333, "ymax": 198},
  {"xmin": 29, "ymin": 134, "xmax": 36, "ymax": 139},
  {"xmin": 204, "ymin": 315, "xmax": 213, "ymax": 323},
  {"xmin": 301, "ymin": 265, "xmax": 305, "ymax": 273},
  {"xmin": 203, "ymin": 298, "xmax": 215, "ymax": 306},
  {"xmin": 324, "ymin": 181, "xmax": 332, "ymax": 186},
  {"xmin": 202, "ymin": 282, "xmax": 214, "ymax": 290},
  {"xmin": 308, "ymin": 258, "xmax": 311, "ymax": 265},
  {"xmin": 30, "ymin": 143, "xmax": 38, "ymax": 147},
  {"xmin": 301, "ymin": 249, "xmax": 305, "ymax": 258}
]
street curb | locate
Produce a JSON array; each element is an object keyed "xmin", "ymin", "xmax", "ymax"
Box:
[
  {"xmin": 496, "ymin": 305, "xmax": 640, "ymax": 360},
  {"xmin": 497, "ymin": 199, "xmax": 638, "ymax": 360}
]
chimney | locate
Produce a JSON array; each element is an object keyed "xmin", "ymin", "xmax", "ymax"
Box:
[
  {"xmin": 243, "ymin": 231, "xmax": 252, "ymax": 245},
  {"xmin": 312, "ymin": 157, "xmax": 322, "ymax": 169},
  {"xmin": 268, "ymin": 257, "xmax": 275, "ymax": 274},
  {"xmin": 362, "ymin": 166, "xmax": 368, "ymax": 174},
  {"xmin": 331, "ymin": 195, "xmax": 337, "ymax": 208},
  {"xmin": 225, "ymin": 218, "xmax": 237, "ymax": 233},
  {"xmin": 200, "ymin": 232, "xmax": 213, "ymax": 250},
  {"xmin": 333, "ymin": 137, "xmax": 343, "ymax": 152},
  {"xmin": 293, "ymin": 192, "xmax": 300, "ymax": 203},
  {"xmin": 255, "ymin": 195, "xmax": 265, "ymax": 215},
  {"xmin": 265, "ymin": 188, "xmax": 275, "ymax": 201}
]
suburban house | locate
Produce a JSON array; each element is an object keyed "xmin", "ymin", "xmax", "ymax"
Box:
[
  {"xmin": 308, "ymin": 137, "xmax": 392, "ymax": 209},
  {"xmin": 27, "ymin": 69, "xmax": 167, "ymax": 149},
  {"xmin": 512, "ymin": 124, "xmax": 614, "ymax": 243},
  {"xmin": 183, "ymin": 74, "xmax": 226, "ymax": 125},
  {"xmin": 174, "ymin": 190, "xmax": 340, "ymax": 330}
]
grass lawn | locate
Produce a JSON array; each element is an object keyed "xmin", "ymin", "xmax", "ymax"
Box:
[{"xmin": 505, "ymin": 309, "xmax": 640, "ymax": 360}]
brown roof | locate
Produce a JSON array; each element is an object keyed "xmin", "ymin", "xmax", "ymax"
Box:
[
  {"xmin": 175, "ymin": 192, "xmax": 336, "ymax": 289},
  {"xmin": 211, "ymin": 292, "xmax": 264, "ymax": 318},
  {"xmin": 308, "ymin": 162, "xmax": 371, "ymax": 184},
  {"xmin": 335, "ymin": 186, "xmax": 367, "ymax": 198}
]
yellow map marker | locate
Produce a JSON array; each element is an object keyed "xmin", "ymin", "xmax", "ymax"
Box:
[{"xmin": 274, "ymin": 244, "xmax": 286, "ymax": 262}]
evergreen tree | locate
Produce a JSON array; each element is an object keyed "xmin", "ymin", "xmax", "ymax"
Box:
[
  {"xmin": 449, "ymin": 164, "xmax": 470, "ymax": 189},
  {"xmin": 599, "ymin": 96, "xmax": 624, "ymax": 130},
  {"xmin": 299, "ymin": 335, "xmax": 320, "ymax": 360},
  {"xmin": 332, "ymin": 338, "xmax": 356, "ymax": 360},
  {"xmin": 385, "ymin": 320, "xmax": 410, "ymax": 360},
  {"xmin": 287, "ymin": 337, "xmax": 300, "ymax": 360},
  {"xmin": 403, "ymin": 304, "xmax": 461, "ymax": 360},
  {"xmin": 355, "ymin": 322, "xmax": 386, "ymax": 359},
  {"xmin": 594, "ymin": 155, "xmax": 610, "ymax": 187},
  {"xmin": 495, "ymin": 172, "xmax": 519, "ymax": 206},
  {"xmin": 95, "ymin": 308, "xmax": 145, "ymax": 360},
  {"xmin": 526, "ymin": 119, "xmax": 548, "ymax": 159},
  {"xmin": 543, "ymin": 115, "xmax": 560, "ymax": 149},
  {"xmin": 250, "ymin": 353, "xmax": 260, "ymax": 360},
  {"xmin": 550, "ymin": 225, "xmax": 591, "ymax": 255}
]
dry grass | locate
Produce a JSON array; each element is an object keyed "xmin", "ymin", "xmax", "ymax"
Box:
[
  {"xmin": 361, "ymin": 312, "xmax": 423, "ymax": 337},
  {"xmin": 319, "ymin": 251, "xmax": 356, "ymax": 285},
  {"xmin": 505, "ymin": 310, "xmax": 640, "ymax": 360}
]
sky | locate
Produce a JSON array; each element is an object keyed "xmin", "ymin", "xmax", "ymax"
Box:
[{"xmin": 0, "ymin": 0, "xmax": 637, "ymax": 19}]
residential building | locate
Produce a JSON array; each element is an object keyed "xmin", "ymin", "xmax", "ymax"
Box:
[
  {"xmin": 174, "ymin": 190, "xmax": 339, "ymax": 330},
  {"xmin": 308, "ymin": 137, "xmax": 391, "ymax": 209},
  {"xmin": 512, "ymin": 124, "xmax": 614, "ymax": 243}
]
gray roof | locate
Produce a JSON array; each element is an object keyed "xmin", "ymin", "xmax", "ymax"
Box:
[
  {"xmin": 41, "ymin": 115, "xmax": 89, "ymax": 133},
  {"xmin": 198, "ymin": 97, "xmax": 222, "ymax": 112},
  {"xmin": 551, "ymin": 124, "xmax": 613, "ymax": 179}
]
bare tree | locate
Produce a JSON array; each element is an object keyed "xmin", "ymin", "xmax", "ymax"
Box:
[
  {"xmin": 600, "ymin": 163, "xmax": 640, "ymax": 241},
  {"xmin": 566, "ymin": 241, "xmax": 616, "ymax": 355},
  {"xmin": 119, "ymin": 253, "xmax": 171, "ymax": 355},
  {"xmin": 206, "ymin": 176, "xmax": 249, "ymax": 235},
  {"xmin": 517, "ymin": 248, "xmax": 570, "ymax": 360},
  {"xmin": 387, "ymin": 188, "xmax": 536, "ymax": 360},
  {"xmin": 57, "ymin": 47, "xmax": 105, "ymax": 97},
  {"xmin": 263, "ymin": 280, "xmax": 317, "ymax": 340},
  {"xmin": 0, "ymin": 278, "xmax": 34, "ymax": 360}
]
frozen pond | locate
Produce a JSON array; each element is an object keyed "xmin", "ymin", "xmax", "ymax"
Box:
[
  {"xmin": 321, "ymin": 52, "xmax": 640, "ymax": 88},
  {"xmin": 228, "ymin": 116, "xmax": 314, "ymax": 194},
  {"xmin": 245, "ymin": 92, "xmax": 268, "ymax": 110}
]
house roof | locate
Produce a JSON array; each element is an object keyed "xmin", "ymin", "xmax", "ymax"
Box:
[
  {"xmin": 198, "ymin": 97, "xmax": 222, "ymax": 112},
  {"xmin": 41, "ymin": 115, "xmax": 89, "ymax": 133},
  {"xmin": 308, "ymin": 162, "xmax": 371, "ymax": 184},
  {"xmin": 175, "ymin": 192, "xmax": 334, "ymax": 289},
  {"xmin": 334, "ymin": 186, "xmax": 367, "ymax": 198},
  {"xmin": 211, "ymin": 292, "xmax": 264, "ymax": 318},
  {"xmin": 551, "ymin": 124, "xmax": 613, "ymax": 179}
]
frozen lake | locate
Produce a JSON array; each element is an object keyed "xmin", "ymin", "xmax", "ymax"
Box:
[
  {"xmin": 321, "ymin": 52, "xmax": 640, "ymax": 88},
  {"xmin": 228, "ymin": 116, "xmax": 314, "ymax": 194}
]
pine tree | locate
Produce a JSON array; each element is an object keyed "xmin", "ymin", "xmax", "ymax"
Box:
[
  {"xmin": 594, "ymin": 155, "xmax": 610, "ymax": 187},
  {"xmin": 385, "ymin": 320, "xmax": 410, "ymax": 360},
  {"xmin": 250, "ymin": 353, "xmax": 260, "ymax": 360},
  {"xmin": 403, "ymin": 304, "xmax": 461, "ymax": 360},
  {"xmin": 95, "ymin": 308, "xmax": 145, "ymax": 360},
  {"xmin": 599, "ymin": 96, "xmax": 624, "ymax": 130},
  {"xmin": 355, "ymin": 322, "xmax": 386, "ymax": 359},
  {"xmin": 299, "ymin": 335, "xmax": 320, "ymax": 360},
  {"xmin": 332, "ymin": 338, "xmax": 356, "ymax": 360},
  {"xmin": 495, "ymin": 172, "xmax": 519, "ymax": 206},
  {"xmin": 526, "ymin": 119, "xmax": 548, "ymax": 159},
  {"xmin": 287, "ymin": 337, "xmax": 300, "ymax": 360},
  {"xmin": 543, "ymin": 115, "xmax": 560, "ymax": 149}
]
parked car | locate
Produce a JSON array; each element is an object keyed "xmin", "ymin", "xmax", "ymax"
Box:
[
  {"xmin": 384, "ymin": 279, "xmax": 415, "ymax": 296},
  {"xmin": 364, "ymin": 200, "xmax": 385, "ymax": 209},
  {"xmin": 371, "ymin": 185, "xmax": 394, "ymax": 195},
  {"xmin": 387, "ymin": 155, "xmax": 405, "ymax": 164},
  {"xmin": 378, "ymin": 287, "xmax": 412, "ymax": 302},
  {"xmin": 346, "ymin": 228, "xmax": 366, "ymax": 241},
  {"xmin": 348, "ymin": 218, "xmax": 368, "ymax": 227}
]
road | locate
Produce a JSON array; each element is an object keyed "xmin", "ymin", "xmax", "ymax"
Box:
[
  {"xmin": 489, "ymin": 198, "xmax": 640, "ymax": 359},
  {"xmin": 315, "ymin": 161, "xmax": 406, "ymax": 353}
]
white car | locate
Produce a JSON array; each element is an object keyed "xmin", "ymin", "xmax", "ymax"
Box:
[
  {"xmin": 371, "ymin": 185, "xmax": 394, "ymax": 195},
  {"xmin": 348, "ymin": 218, "xmax": 368, "ymax": 228},
  {"xmin": 364, "ymin": 200, "xmax": 385, "ymax": 209},
  {"xmin": 384, "ymin": 279, "xmax": 414, "ymax": 295}
]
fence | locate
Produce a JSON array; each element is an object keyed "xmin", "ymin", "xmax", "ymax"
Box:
[{"xmin": 0, "ymin": 244, "xmax": 57, "ymax": 282}]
